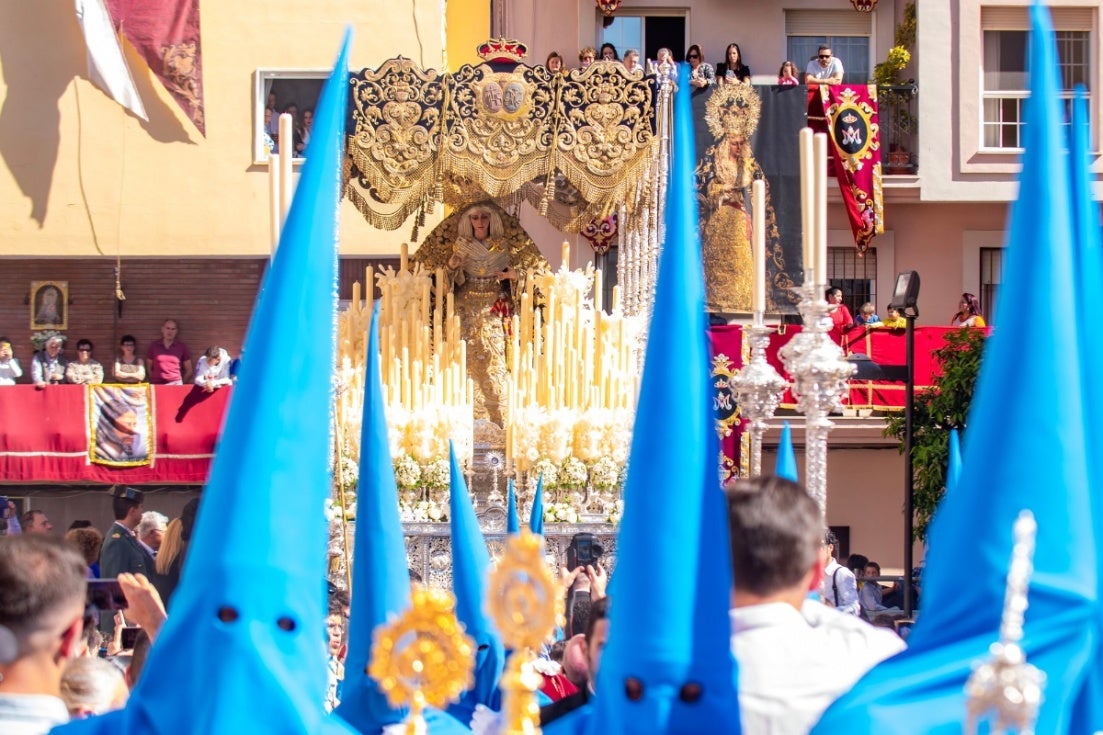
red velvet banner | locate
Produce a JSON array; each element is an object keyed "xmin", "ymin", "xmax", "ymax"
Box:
[
  {"xmin": 0, "ymin": 385, "xmax": 228, "ymax": 484},
  {"xmin": 807, "ymin": 84, "xmax": 884, "ymax": 253},
  {"xmin": 105, "ymin": 0, "xmax": 205, "ymax": 135}
]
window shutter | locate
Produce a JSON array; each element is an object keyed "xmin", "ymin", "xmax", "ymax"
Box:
[
  {"xmin": 786, "ymin": 10, "xmax": 873, "ymax": 36},
  {"xmin": 981, "ymin": 6, "xmax": 1093, "ymax": 30}
]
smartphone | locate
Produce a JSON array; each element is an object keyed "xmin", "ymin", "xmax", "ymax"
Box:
[
  {"xmin": 567, "ymin": 533, "xmax": 602, "ymax": 570},
  {"xmin": 120, "ymin": 626, "xmax": 141, "ymax": 650},
  {"xmin": 87, "ymin": 578, "xmax": 128, "ymax": 611}
]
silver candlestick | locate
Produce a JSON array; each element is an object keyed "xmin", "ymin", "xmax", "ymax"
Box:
[
  {"xmin": 778, "ymin": 275, "xmax": 856, "ymax": 516},
  {"xmin": 729, "ymin": 313, "xmax": 787, "ymax": 478}
]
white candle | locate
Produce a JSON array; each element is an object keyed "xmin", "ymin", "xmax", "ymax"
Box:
[
  {"xmin": 268, "ymin": 153, "xmax": 280, "ymax": 254},
  {"xmin": 561, "ymin": 240, "xmax": 570, "ymax": 271},
  {"xmin": 814, "ymin": 133, "xmax": 829, "ymax": 288},
  {"xmin": 799, "ymin": 127, "xmax": 814, "ymax": 279},
  {"xmin": 752, "ymin": 179, "xmax": 766, "ymax": 317},
  {"xmin": 400, "ymin": 242, "xmax": 409, "ymax": 274},
  {"xmin": 278, "ymin": 114, "xmax": 294, "ymax": 228}
]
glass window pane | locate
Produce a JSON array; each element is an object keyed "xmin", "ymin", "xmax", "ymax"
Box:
[{"xmin": 602, "ymin": 17, "xmax": 643, "ymax": 58}]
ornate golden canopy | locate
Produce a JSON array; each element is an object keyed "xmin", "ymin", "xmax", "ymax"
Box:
[{"xmin": 344, "ymin": 53, "xmax": 658, "ymax": 233}]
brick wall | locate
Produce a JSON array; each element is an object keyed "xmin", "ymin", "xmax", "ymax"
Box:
[{"xmin": 0, "ymin": 258, "xmax": 266, "ymax": 377}]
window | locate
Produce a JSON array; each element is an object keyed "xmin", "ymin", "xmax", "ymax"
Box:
[
  {"xmin": 827, "ymin": 247, "xmax": 878, "ymax": 317},
  {"xmin": 981, "ymin": 7, "xmax": 1092, "ymax": 150},
  {"xmin": 980, "ymin": 247, "xmax": 1003, "ymax": 324},
  {"xmin": 253, "ymin": 70, "xmax": 328, "ymax": 164},
  {"xmin": 786, "ymin": 10, "xmax": 871, "ymax": 85},
  {"xmin": 600, "ymin": 12, "xmax": 686, "ymax": 63}
]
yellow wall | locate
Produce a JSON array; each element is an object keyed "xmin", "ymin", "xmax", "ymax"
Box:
[
  {"xmin": 446, "ymin": 0, "xmax": 491, "ymax": 70},
  {"xmin": 0, "ymin": 0, "xmax": 459, "ymax": 258}
]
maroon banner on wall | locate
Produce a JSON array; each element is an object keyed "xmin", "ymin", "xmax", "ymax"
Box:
[{"xmin": 105, "ymin": 0, "xmax": 205, "ymax": 135}]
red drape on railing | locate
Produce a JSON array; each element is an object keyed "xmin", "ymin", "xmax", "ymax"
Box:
[{"xmin": 0, "ymin": 385, "xmax": 229, "ymax": 484}]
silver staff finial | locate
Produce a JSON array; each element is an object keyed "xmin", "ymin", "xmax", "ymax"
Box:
[{"xmin": 964, "ymin": 510, "xmax": 1045, "ymax": 735}]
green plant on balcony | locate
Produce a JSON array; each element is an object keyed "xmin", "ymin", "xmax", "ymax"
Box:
[{"xmin": 875, "ymin": 1, "xmax": 918, "ymax": 169}]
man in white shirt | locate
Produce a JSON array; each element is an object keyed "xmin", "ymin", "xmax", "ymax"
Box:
[
  {"xmin": 193, "ymin": 346, "xmax": 233, "ymax": 392},
  {"xmin": 804, "ymin": 46, "xmax": 844, "ymax": 85},
  {"xmin": 726, "ymin": 477, "xmax": 905, "ymax": 734},
  {"xmin": 0, "ymin": 535, "xmax": 89, "ymax": 735},
  {"xmin": 822, "ymin": 531, "xmax": 861, "ymax": 616}
]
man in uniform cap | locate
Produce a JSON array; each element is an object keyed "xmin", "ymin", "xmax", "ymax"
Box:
[{"xmin": 99, "ymin": 486, "xmax": 154, "ymax": 583}]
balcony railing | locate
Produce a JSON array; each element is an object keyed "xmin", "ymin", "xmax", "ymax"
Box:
[{"xmin": 878, "ymin": 84, "xmax": 918, "ymax": 175}]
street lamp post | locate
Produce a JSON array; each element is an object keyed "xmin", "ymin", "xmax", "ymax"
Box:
[{"xmin": 889, "ymin": 271, "xmax": 921, "ymax": 617}]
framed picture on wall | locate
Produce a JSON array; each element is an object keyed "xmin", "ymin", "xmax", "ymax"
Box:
[{"xmin": 30, "ymin": 281, "xmax": 68, "ymax": 331}]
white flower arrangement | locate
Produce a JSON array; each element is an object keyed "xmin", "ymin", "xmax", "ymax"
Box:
[
  {"xmin": 394, "ymin": 455, "xmax": 422, "ymax": 489},
  {"xmin": 531, "ymin": 458, "xmax": 559, "ymax": 489},
  {"xmin": 589, "ymin": 456, "xmax": 620, "ymax": 490},
  {"xmin": 336, "ymin": 453, "xmax": 360, "ymax": 492},
  {"xmin": 560, "ymin": 457, "xmax": 589, "ymax": 489},
  {"xmin": 606, "ymin": 499, "xmax": 625, "ymax": 526},
  {"xmin": 399, "ymin": 499, "xmax": 448, "ymax": 523},
  {"xmin": 536, "ymin": 408, "xmax": 576, "ymax": 464},
  {"xmin": 543, "ymin": 501, "xmax": 579, "ymax": 524},
  {"xmin": 422, "ymin": 457, "xmax": 451, "ymax": 490}
]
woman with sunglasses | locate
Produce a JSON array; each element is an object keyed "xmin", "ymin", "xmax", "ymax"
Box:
[
  {"xmin": 685, "ymin": 44, "xmax": 715, "ymax": 95},
  {"xmin": 805, "ymin": 45, "xmax": 844, "ymax": 85}
]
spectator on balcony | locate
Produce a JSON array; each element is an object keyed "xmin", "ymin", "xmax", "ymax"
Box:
[
  {"xmin": 623, "ymin": 49, "xmax": 641, "ymax": 74},
  {"xmin": 882, "ymin": 306, "xmax": 907, "ymax": 329},
  {"xmin": 778, "ymin": 60, "xmax": 801, "ymax": 86},
  {"xmin": 826, "ymin": 287, "xmax": 855, "ymax": 335},
  {"xmin": 113, "ymin": 335, "xmax": 146, "ymax": 384},
  {"xmin": 599, "ymin": 42, "xmax": 619, "ymax": 62},
  {"xmin": 0, "ymin": 336, "xmax": 22, "ymax": 385},
  {"xmin": 32, "ymin": 335, "xmax": 68, "ymax": 388},
  {"xmin": 686, "ymin": 44, "xmax": 715, "ymax": 95},
  {"xmin": 295, "ymin": 108, "xmax": 313, "ymax": 157},
  {"xmin": 716, "ymin": 42, "xmax": 751, "ymax": 86},
  {"xmin": 805, "ymin": 45, "xmax": 844, "ymax": 86},
  {"xmin": 545, "ymin": 51, "xmax": 565, "ymax": 74},
  {"xmin": 854, "ymin": 302, "xmax": 882, "ymax": 327},
  {"xmin": 146, "ymin": 319, "xmax": 192, "ymax": 385},
  {"xmin": 65, "ymin": 339, "xmax": 104, "ymax": 385},
  {"xmin": 194, "ymin": 346, "xmax": 233, "ymax": 392},
  {"xmin": 578, "ymin": 46, "xmax": 596, "ymax": 69},
  {"xmin": 951, "ymin": 292, "xmax": 987, "ymax": 327}
]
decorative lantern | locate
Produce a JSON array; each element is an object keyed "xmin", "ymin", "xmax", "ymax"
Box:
[
  {"xmin": 850, "ymin": 0, "xmax": 878, "ymax": 10},
  {"xmin": 596, "ymin": 0, "xmax": 622, "ymax": 16}
]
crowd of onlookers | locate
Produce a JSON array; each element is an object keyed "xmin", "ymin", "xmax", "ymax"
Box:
[
  {"xmin": 0, "ymin": 319, "xmax": 238, "ymax": 392},
  {"xmin": 264, "ymin": 91, "xmax": 314, "ymax": 157},
  {"xmin": 0, "ymin": 475, "xmax": 911, "ymax": 734},
  {"xmin": 543, "ymin": 40, "xmax": 846, "ymax": 87}
]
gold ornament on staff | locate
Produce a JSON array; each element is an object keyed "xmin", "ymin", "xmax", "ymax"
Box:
[
  {"xmin": 486, "ymin": 530, "xmax": 565, "ymax": 735},
  {"xmin": 369, "ymin": 586, "xmax": 475, "ymax": 735}
]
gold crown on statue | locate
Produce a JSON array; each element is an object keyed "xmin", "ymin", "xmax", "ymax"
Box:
[
  {"xmin": 704, "ymin": 82, "xmax": 763, "ymax": 141},
  {"xmin": 477, "ymin": 38, "xmax": 529, "ymax": 64}
]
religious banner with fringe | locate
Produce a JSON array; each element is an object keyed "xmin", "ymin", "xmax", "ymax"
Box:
[
  {"xmin": 104, "ymin": 0, "xmax": 205, "ymax": 134},
  {"xmin": 808, "ymin": 84, "xmax": 884, "ymax": 253},
  {"xmin": 89, "ymin": 384, "xmax": 153, "ymax": 467}
]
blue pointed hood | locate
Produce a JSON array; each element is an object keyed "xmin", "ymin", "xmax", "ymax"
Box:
[
  {"xmin": 54, "ymin": 34, "xmax": 360, "ymax": 735},
  {"xmin": 586, "ymin": 64, "xmax": 741, "ymax": 735},
  {"xmin": 506, "ymin": 479, "xmax": 520, "ymax": 534},
  {"xmin": 1068, "ymin": 86, "xmax": 1103, "ymax": 734},
  {"xmin": 814, "ymin": 7, "xmax": 1099, "ymax": 732},
  {"xmin": 529, "ymin": 474, "xmax": 544, "ymax": 536},
  {"xmin": 946, "ymin": 428, "xmax": 962, "ymax": 494},
  {"xmin": 447, "ymin": 442, "xmax": 504, "ymax": 722},
  {"xmin": 335, "ymin": 309, "xmax": 468, "ymax": 734},
  {"xmin": 774, "ymin": 421, "xmax": 798, "ymax": 482}
]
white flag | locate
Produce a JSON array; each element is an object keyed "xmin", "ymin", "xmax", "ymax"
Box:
[{"xmin": 74, "ymin": 0, "xmax": 148, "ymax": 121}]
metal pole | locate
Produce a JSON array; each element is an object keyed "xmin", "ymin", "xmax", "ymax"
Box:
[{"xmin": 903, "ymin": 313, "xmax": 916, "ymax": 617}]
